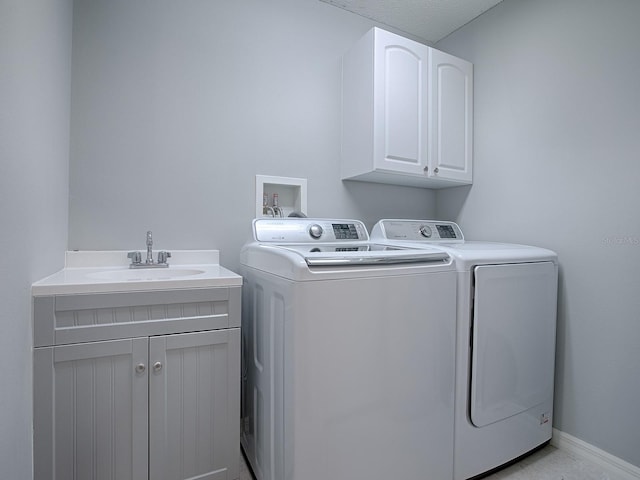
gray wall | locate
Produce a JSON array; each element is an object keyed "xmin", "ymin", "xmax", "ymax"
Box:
[
  {"xmin": 0, "ymin": 0, "xmax": 72, "ymax": 478},
  {"xmin": 68, "ymin": 0, "xmax": 437, "ymax": 271},
  {"xmin": 436, "ymin": 0, "xmax": 640, "ymax": 467}
]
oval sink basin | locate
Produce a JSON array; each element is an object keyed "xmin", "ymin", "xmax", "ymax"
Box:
[{"xmin": 87, "ymin": 268, "xmax": 206, "ymax": 282}]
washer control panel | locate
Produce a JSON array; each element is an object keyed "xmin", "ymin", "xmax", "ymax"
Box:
[
  {"xmin": 371, "ymin": 219, "xmax": 464, "ymax": 243},
  {"xmin": 254, "ymin": 218, "xmax": 369, "ymax": 243}
]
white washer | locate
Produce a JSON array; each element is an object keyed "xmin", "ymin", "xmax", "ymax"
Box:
[
  {"xmin": 240, "ymin": 218, "xmax": 457, "ymax": 480},
  {"xmin": 371, "ymin": 219, "xmax": 558, "ymax": 480}
]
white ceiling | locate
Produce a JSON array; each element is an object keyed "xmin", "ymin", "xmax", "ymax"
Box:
[{"xmin": 319, "ymin": 0, "xmax": 503, "ymax": 43}]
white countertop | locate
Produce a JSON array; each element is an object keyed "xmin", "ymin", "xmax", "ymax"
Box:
[{"xmin": 32, "ymin": 250, "xmax": 242, "ymax": 296}]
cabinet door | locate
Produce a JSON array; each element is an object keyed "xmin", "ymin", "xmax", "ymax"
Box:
[
  {"xmin": 149, "ymin": 329, "xmax": 241, "ymax": 480},
  {"xmin": 34, "ymin": 338, "xmax": 149, "ymax": 480},
  {"xmin": 429, "ymin": 49, "xmax": 473, "ymax": 183},
  {"xmin": 373, "ymin": 28, "xmax": 430, "ymax": 175}
]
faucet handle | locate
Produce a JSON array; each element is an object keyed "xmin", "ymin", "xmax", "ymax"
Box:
[
  {"xmin": 157, "ymin": 251, "xmax": 171, "ymax": 264},
  {"xmin": 128, "ymin": 251, "xmax": 142, "ymax": 264}
]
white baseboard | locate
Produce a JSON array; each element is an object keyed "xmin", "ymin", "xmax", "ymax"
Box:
[{"xmin": 552, "ymin": 428, "xmax": 640, "ymax": 480}]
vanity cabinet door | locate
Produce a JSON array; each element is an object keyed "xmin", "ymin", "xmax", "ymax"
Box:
[
  {"xmin": 34, "ymin": 338, "xmax": 149, "ymax": 480},
  {"xmin": 148, "ymin": 328, "xmax": 241, "ymax": 480}
]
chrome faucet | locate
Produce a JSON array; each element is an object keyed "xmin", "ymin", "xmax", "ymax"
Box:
[{"xmin": 128, "ymin": 231, "xmax": 171, "ymax": 269}]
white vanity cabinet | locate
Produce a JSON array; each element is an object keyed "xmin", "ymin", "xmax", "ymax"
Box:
[
  {"xmin": 33, "ymin": 286, "xmax": 241, "ymax": 480},
  {"xmin": 341, "ymin": 27, "xmax": 473, "ymax": 188}
]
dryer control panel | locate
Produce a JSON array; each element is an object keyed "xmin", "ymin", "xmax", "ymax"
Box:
[
  {"xmin": 371, "ymin": 220, "xmax": 465, "ymax": 243},
  {"xmin": 253, "ymin": 218, "xmax": 369, "ymax": 243}
]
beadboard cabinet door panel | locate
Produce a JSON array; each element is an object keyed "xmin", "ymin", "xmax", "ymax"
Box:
[
  {"xmin": 148, "ymin": 329, "xmax": 241, "ymax": 480},
  {"xmin": 34, "ymin": 338, "xmax": 149, "ymax": 480}
]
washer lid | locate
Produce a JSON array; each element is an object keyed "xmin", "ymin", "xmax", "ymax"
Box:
[{"xmin": 279, "ymin": 243, "xmax": 449, "ymax": 266}]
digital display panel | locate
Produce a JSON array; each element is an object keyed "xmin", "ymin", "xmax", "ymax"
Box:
[
  {"xmin": 332, "ymin": 223, "xmax": 360, "ymax": 240},
  {"xmin": 436, "ymin": 224, "xmax": 458, "ymax": 239}
]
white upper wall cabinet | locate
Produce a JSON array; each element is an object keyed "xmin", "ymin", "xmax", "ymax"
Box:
[{"xmin": 341, "ymin": 27, "xmax": 473, "ymax": 188}]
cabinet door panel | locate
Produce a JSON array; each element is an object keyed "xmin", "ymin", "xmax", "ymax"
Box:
[
  {"xmin": 34, "ymin": 338, "xmax": 148, "ymax": 480},
  {"xmin": 374, "ymin": 29, "xmax": 429, "ymax": 174},
  {"xmin": 384, "ymin": 47, "xmax": 422, "ymax": 164},
  {"xmin": 430, "ymin": 49, "xmax": 473, "ymax": 183},
  {"xmin": 149, "ymin": 329, "xmax": 240, "ymax": 480}
]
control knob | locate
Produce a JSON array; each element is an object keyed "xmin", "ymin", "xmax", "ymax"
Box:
[
  {"xmin": 309, "ymin": 224, "xmax": 323, "ymax": 239},
  {"xmin": 419, "ymin": 225, "xmax": 432, "ymax": 238}
]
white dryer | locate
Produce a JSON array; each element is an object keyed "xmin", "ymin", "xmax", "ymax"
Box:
[
  {"xmin": 240, "ymin": 218, "xmax": 457, "ymax": 480},
  {"xmin": 371, "ymin": 219, "xmax": 558, "ymax": 480}
]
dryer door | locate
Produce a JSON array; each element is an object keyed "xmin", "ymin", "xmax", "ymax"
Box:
[{"xmin": 470, "ymin": 262, "xmax": 557, "ymax": 428}]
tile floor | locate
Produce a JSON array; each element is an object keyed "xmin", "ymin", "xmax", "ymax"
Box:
[
  {"xmin": 239, "ymin": 444, "xmax": 611, "ymax": 480},
  {"xmin": 480, "ymin": 445, "xmax": 610, "ymax": 479}
]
